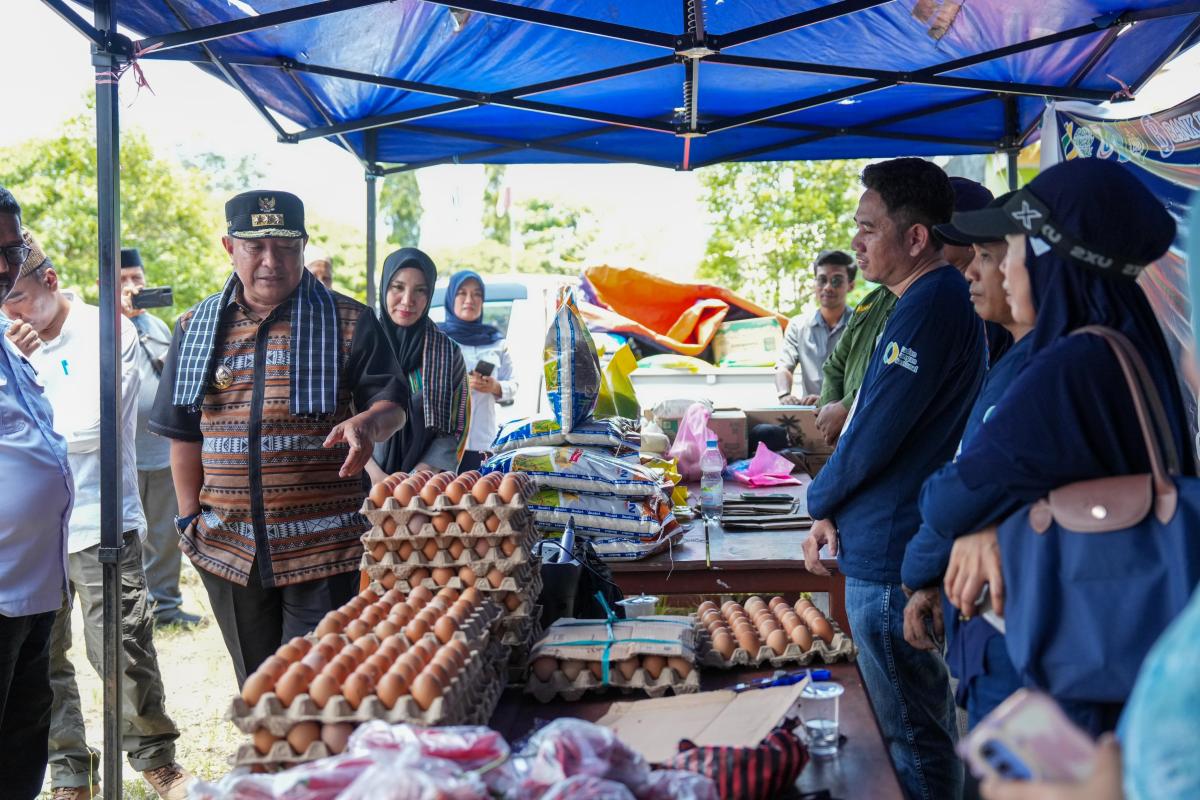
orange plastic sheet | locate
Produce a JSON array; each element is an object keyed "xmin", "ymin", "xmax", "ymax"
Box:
[{"xmin": 580, "ymin": 265, "xmax": 789, "ymax": 357}]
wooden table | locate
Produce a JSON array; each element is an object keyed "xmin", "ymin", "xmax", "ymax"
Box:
[
  {"xmin": 609, "ymin": 480, "xmax": 850, "ymax": 633},
  {"xmin": 489, "ymin": 661, "xmax": 903, "ymax": 800}
]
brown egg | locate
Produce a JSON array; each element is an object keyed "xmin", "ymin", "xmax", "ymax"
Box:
[
  {"xmin": 765, "ymin": 629, "xmax": 789, "ymax": 656},
  {"xmin": 503, "ymin": 592, "xmax": 522, "ymax": 612},
  {"xmin": 368, "ymin": 541, "xmax": 387, "ymax": 562},
  {"xmin": 274, "ymin": 664, "xmax": 310, "ymax": 706},
  {"xmin": 794, "ymin": 598, "xmax": 815, "ymax": 616},
  {"xmin": 431, "ymin": 567, "xmax": 455, "ymax": 586},
  {"xmin": 453, "ymin": 510, "xmax": 473, "ymax": 531},
  {"xmin": 560, "ymin": 660, "xmax": 584, "ymax": 681},
  {"xmin": 803, "ymin": 608, "xmax": 826, "ymax": 627},
  {"xmin": 390, "ymin": 603, "xmax": 414, "ymax": 626},
  {"xmin": 410, "ymin": 585, "xmax": 434, "ymax": 604},
  {"xmin": 614, "ymin": 657, "xmax": 639, "ymax": 681},
  {"xmin": 366, "ymin": 653, "xmax": 392, "ymax": 678},
  {"xmin": 360, "ymin": 606, "xmax": 382, "ymax": 627},
  {"xmin": 444, "ymin": 482, "xmax": 466, "ymax": 504},
  {"xmin": 415, "ymin": 637, "xmax": 439, "ymax": 660},
  {"xmin": 461, "ymin": 586, "xmax": 482, "ymax": 607},
  {"xmin": 382, "ymin": 588, "xmax": 405, "ymax": 605},
  {"xmin": 376, "ymin": 672, "xmax": 408, "ymax": 709},
  {"xmin": 470, "ymin": 480, "xmax": 491, "ymax": 503},
  {"xmin": 307, "ymin": 673, "xmax": 339, "ymax": 708},
  {"xmin": 706, "ymin": 618, "xmax": 727, "ymax": 635},
  {"xmin": 241, "ymin": 672, "xmax": 274, "ymax": 705},
  {"xmin": 469, "ymin": 537, "xmax": 489, "ymax": 559},
  {"xmin": 500, "ymin": 536, "xmax": 518, "ymax": 557},
  {"xmin": 315, "ymin": 610, "xmax": 347, "ymax": 637},
  {"xmin": 486, "ymin": 567, "xmax": 505, "ymax": 588},
  {"xmin": 253, "ymin": 727, "xmax": 278, "ymax": 755},
  {"xmin": 735, "ymin": 628, "xmax": 761, "ymax": 656},
  {"xmin": 343, "ymin": 620, "xmax": 369, "ymax": 641},
  {"xmin": 359, "ymin": 588, "xmax": 379, "ymax": 604},
  {"xmin": 381, "ymin": 517, "xmax": 398, "ymax": 537},
  {"xmin": 531, "ymin": 657, "xmax": 557, "ymax": 681},
  {"xmin": 409, "ymin": 567, "xmax": 431, "ymax": 586},
  {"xmin": 425, "ymin": 661, "xmax": 450, "ymax": 687},
  {"xmin": 700, "ymin": 609, "xmax": 721, "ymax": 626},
  {"xmin": 322, "ymin": 659, "xmax": 350, "ymax": 685},
  {"xmin": 406, "ymin": 515, "xmax": 428, "ymax": 536},
  {"xmin": 431, "ymin": 514, "xmax": 453, "ymax": 535},
  {"xmin": 374, "ymin": 619, "xmax": 399, "ymax": 639},
  {"xmin": 446, "ymin": 639, "xmax": 469, "ymax": 666},
  {"xmin": 447, "ymin": 539, "xmax": 465, "ymax": 559},
  {"xmin": 369, "ymin": 483, "xmax": 391, "ymax": 507},
  {"xmin": 437, "ymin": 586, "xmax": 460, "ymax": 603},
  {"xmin": 322, "ymin": 723, "xmax": 354, "ymax": 755},
  {"xmin": 397, "ymin": 542, "xmax": 415, "ymax": 563},
  {"xmin": 498, "ymin": 474, "xmax": 519, "ymax": 503},
  {"xmin": 341, "ymin": 672, "xmax": 372, "ymax": 709},
  {"xmin": 790, "ymin": 623, "xmax": 813, "ymax": 650},
  {"xmin": 757, "ymin": 618, "xmax": 781, "ymax": 636},
  {"xmin": 745, "ymin": 596, "xmax": 766, "ymax": 611},
  {"xmin": 751, "ymin": 608, "xmax": 773, "ymax": 625},
  {"xmin": 720, "ymin": 600, "xmax": 740, "ymax": 615},
  {"xmin": 427, "ymin": 596, "xmax": 448, "ymax": 613},
  {"xmin": 433, "ymin": 616, "xmax": 458, "ymax": 644},
  {"xmin": 767, "ymin": 595, "xmax": 786, "ymax": 610},
  {"xmin": 419, "ymin": 481, "xmax": 441, "ymax": 506},
  {"xmin": 286, "ymin": 721, "xmax": 321, "ymax": 755},
  {"xmin": 458, "ymin": 565, "xmax": 477, "ymax": 586},
  {"xmin": 780, "ymin": 612, "xmax": 801, "ymax": 632},
  {"xmin": 300, "ymin": 650, "xmax": 327, "ymax": 674},
  {"xmin": 391, "ymin": 655, "xmax": 419, "ymax": 684},
  {"xmin": 810, "ymin": 616, "xmax": 835, "ymax": 644},
  {"xmin": 260, "ymin": 655, "xmax": 289, "ymax": 679},
  {"xmin": 641, "ymin": 655, "xmax": 667, "ymax": 680},
  {"xmin": 485, "ymin": 515, "xmax": 501, "ymax": 533},
  {"xmin": 666, "ymin": 656, "xmax": 692, "ymax": 678},
  {"xmin": 379, "ymin": 571, "xmax": 397, "ymax": 590},
  {"xmin": 410, "ymin": 673, "xmax": 442, "ymax": 710},
  {"xmin": 433, "ymin": 649, "xmax": 460, "ymax": 679},
  {"xmin": 405, "ymin": 618, "xmax": 429, "ymax": 643},
  {"xmin": 394, "ymin": 481, "xmax": 416, "ymax": 506},
  {"xmin": 697, "ymin": 600, "xmax": 718, "ymax": 615}
]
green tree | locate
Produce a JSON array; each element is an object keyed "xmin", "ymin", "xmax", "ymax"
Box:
[
  {"xmin": 516, "ymin": 197, "xmax": 595, "ymax": 274},
  {"xmin": 0, "ymin": 103, "xmax": 226, "ymax": 323},
  {"xmin": 178, "ymin": 150, "xmax": 267, "ymax": 195},
  {"xmin": 379, "ymin": 171, "xmax": 422, "ymax": 247},
  {"xmin": 697, "ymin": 160, "xmax": 866, "ymax": 316},
  {"xmin": 481, "ymin": 164, "xmax": 510, "ymax": 245}
]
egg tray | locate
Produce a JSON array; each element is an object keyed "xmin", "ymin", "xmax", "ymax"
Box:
[
  {"xmin": 359, "ymin": 526, "xmax": 539, "ymax": 571},
  {"xmin": 374, "ymin": 554, "xmax": 542, "ymax": 596},
  {"xmin": 228, "ymin": 637, "xmax": 507, "ymax": 737},
  {"xmin": 497, "ymin": 605, "xmax": 543, "ymax": 649},
  {"xmin": 524, "ymin": 662, "xmax": 701, "ymax": 704},
  {"xmin": 697, "ymin": 620, "xmax": 856, "ymax": 669},
  {"xmin": 229, "ymin": 734, "xmax": 336, "ymax": 769},
  {"xmin": 482, "ymin": 566, "xmax": 544, "ymax": 620},
  {"xmin": 362, "ymin": 510, "xmax": 536, "ymax": 547},
  {"xmin": 361, "ymin": 489, "xmax": 533, "ymax": 527}
]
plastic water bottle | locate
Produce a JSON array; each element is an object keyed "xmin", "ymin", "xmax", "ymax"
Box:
[{"xmin": 699, "ymin": 439, "xmax": 724, "ymax": 521}]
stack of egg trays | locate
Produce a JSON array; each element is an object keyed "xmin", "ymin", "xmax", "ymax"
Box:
[
  {"xmin": 697, "ymin": 620, "xmax": 857, "ymax": 669},
  {"xmin": 226, "ymin": 604, "xmax": 504, "ymax": 767}
]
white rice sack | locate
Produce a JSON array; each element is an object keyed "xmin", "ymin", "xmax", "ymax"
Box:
[{"xmin": 484, "ymin": 446, "xmax": 661, "ymax": 497}]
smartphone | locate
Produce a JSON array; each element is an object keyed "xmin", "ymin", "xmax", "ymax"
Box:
[
  {"xmin": 132, "ymin": 286, "xmax": 174, "ymax": 309},
  {"xmin": 474, "ymin": 359, "xmax": 495, "ymax": 377},
  {"xmin": 958, "ymin": 689, "xmax": 1097, "ymax": 783},
  {"xmin": 974, "ymin": 584, "xmax": 1007, "ymax": 635}
]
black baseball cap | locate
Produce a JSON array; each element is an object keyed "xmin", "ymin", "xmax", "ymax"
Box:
[
  {"xmin": 225, "ymin": 190, "xmax": 306, "ymax": 239},
  {"xmin": 933, "ymin": 177, "xmax": 995, "ymax": 246},
  {"xmin": 950, "ymin": 159, "xmax": 1175, "ymax": 280}
]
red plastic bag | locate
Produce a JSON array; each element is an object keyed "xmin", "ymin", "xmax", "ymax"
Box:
[
  {"xmin": 540, "ymin": 775, "xmax": 637, "ymax": 800},
  {"xmin": 502, "ymin": 719, "xmax": 652, "ymax": 799},
  {"xmin": 638, "ymin": 770, "xmax": 720, "ymax": 800},
  {"xmin": 337, "ymin": 751, "xmax": 490, "ymax": 800},
  {"xmin": 668, "ymin": 402, "xmax": 722, "ymax": 482},
  {"xmin": 189, "ymin": 755, "xmax": 375, "ymax": 800},
  {"xmin": 346, "ymin": 721, "xmax": 509, "ymax": 770}
]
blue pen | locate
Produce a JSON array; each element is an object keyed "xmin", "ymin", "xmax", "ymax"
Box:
[
  {"xmin": 61, "ymin": 359, "xmax": 69, "ymax": 376},
  {"xmin": 732, "ymin": 668, "xmax": 831, "ymax": 692}
]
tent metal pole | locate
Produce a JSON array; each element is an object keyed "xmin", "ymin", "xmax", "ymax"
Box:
[
  {"xmin": 1007, "ymin": 151, "xmax": 1020, "ymax": 190},
  {"xmin": 365, "ymin": 132, "xmax": 378, "ymax": 310},
  {"xmin": 40, "ymin": 0, "xmax": 105, "ymax": 46},
  {"xmin": 1005, "ymin": 96, "xmax": 1021, "ymax": 190},
  {"xmin": 93, "ymin": 0, "xmax": 125, "ymax": 798},
  {"xmin": 419, "ymin": 0, "xmax": 675, "ymax": 48},
  {"xmin": 712, "ymin": 0, "xmax": 893, "ymax": 49}
]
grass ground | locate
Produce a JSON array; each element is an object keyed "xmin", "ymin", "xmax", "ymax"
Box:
[{"xmin": 38, "ymin": 564, "xmax": 241, "ymax": 799}]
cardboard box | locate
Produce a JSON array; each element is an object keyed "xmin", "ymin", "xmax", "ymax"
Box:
[
  {"xmin": 743, "ymin": 405, "xmax": 831, "ymax": 454},
  {"xmin": 597, "ymin": 678, "xmax": 809, "ymax": 764},
  {"xmin": 711, "ymin": 318, "xmax": 784, "ymax": 368},
  {"xmin": 709, "ymin": 408, "xmax": 748, "ymax": 461}
]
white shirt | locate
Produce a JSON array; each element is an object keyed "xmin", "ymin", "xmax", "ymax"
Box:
[
  {"xmin": 0, "ymin": 320, "xmax": 73, "ymax": 616},
  {"xmin": 29, "ymin": 295, "xmax": 146, "ymax": 553},
  {"xmin": 454, "ymin": 338, "xmax": 518, "ymax": 452}
]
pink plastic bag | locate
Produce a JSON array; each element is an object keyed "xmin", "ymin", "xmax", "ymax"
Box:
[
  {"xmin": 731, "ymin": 442, "xmax": 799, "ymax": 487},
  {"xmin": 668, "ymin": 402, "xmax": 724, "ymax": 482}
]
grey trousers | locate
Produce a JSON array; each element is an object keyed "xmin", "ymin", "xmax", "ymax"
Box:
[
  {"xmin": 139, "ymin": 467, "xmax": 183, "ymax": 617},
  {"xmin": 48, "ymin": 532, "xmax": 179, "ymax": 789}
]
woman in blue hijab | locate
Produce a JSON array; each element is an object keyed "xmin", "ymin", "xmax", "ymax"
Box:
[
  {"xmin": 920, "ymin": 158, "xmax": 1192, "ymax": 734},
  {"xmin": 438, "ymin": 270, "xmax": 517, "ymax": 460}
]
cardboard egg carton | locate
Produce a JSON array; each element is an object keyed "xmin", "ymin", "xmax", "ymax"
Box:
[
  {"xmin": 524, "ymin": 659, "xmax": 701, "ymax": 703},
  {"xmin": 227, "ymin": 639, "xmax": 504, "ymax": 737},
  {"xmin": 361, "ymin": 510, "xmax": 535, "ymax": 546},
  {"xmin": 697, "ymin": 620, "xmax": 856, "ymax": 669},
  {"xmin": 497, "ymin": 605, "xmax": 542, "ymax": 648},
  {"xmin": 482, "ymin": 566, "xmax": 544, "ymax": 619},
  {"xmin": 360, "ymin": 488, "xmax": 533, "ymax": 527},
  {"xmin": 359, "ymin": 526, "xmax": 539, "ymax": 571},
  {"xmin": 371, "ymin": 555, "xmax": 541, "ymax": 596},
  {"xmin": 230, "ymin": 735, "xmax": 331, "ymax": 768}
]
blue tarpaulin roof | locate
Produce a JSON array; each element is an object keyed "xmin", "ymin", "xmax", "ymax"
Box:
[{"xmin": 62, "ymin": 1, "xmax": 1200, "ymax": 171}]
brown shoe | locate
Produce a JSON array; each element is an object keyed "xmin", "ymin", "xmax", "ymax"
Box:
[
  {"xmin": 142, "ymin": 762, "xmax": 194, "ymax": 800},
  {"xmin": 51, "ymin": 786, "xmax": 100, "ymax": 800}
]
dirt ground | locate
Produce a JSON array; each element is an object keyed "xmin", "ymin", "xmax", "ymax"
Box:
[{"xmin": 38, "ymin": 564, "xmax": 242, "ymax": 799}]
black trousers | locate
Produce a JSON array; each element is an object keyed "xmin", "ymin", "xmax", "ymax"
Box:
[
  {"xmin": 0, "ymin": 610, "xmax": 56, "ymax": 800},
  {"xmin": 199, "ymin": 562, "xmax": 356, "ymax": 688}
]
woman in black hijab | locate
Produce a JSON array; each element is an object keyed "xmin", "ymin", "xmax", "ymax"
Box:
[{"xmin": 369, "ymin": 248, "xmax": 469, "ymax": 477}]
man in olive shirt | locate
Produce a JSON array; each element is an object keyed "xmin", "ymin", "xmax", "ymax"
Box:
[{"xmin": 815, "ymin": 284, "xmax": 897, "ymax": 445}]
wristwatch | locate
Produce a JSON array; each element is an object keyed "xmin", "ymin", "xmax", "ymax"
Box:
[
  {"xmin": 778, "ymin": 392, "xmax": 791, "ymax": 401},
  {"xmin": 174, "ymin": 512, "xmax": 199, "ymax": 533}
]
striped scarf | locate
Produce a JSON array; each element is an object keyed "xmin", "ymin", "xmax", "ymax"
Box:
[
  {"xmin": 172, "ymin": 269, "xmax": 340, "ymax": 415},
  {"xmin": 422, "ymin": 323, "xmax": 470, "ymax": 440}
]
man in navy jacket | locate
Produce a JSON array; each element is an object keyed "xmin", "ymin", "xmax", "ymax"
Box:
[{"xmin": 803, "ymin": 158, "xmax": 985, "ymax": 800}]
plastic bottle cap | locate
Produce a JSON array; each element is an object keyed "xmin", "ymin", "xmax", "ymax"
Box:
[{"xmin": 707, "ymin": 439, "xmax": 718, "ymax": 447}]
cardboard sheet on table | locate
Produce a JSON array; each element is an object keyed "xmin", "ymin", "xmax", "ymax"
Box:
[{"xmin": 597, "ymin": 680, "xmax": 808, "ymax": 763}]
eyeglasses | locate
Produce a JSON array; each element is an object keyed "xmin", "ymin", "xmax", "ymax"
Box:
[
  {"xmin": 815, "ymin": 275, "xmax": 847, "ymax": 288},
  {"xmin": 2, "ymin": 243, "xmax": 31, "ymax": 268}
]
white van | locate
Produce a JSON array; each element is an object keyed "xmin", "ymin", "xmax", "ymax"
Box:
[{"xmin": 430, "ymin": 273, "xmax": 578, "ymax": 424}]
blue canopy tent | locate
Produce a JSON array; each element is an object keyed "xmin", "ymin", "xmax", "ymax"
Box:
[{"xmin": 37, "ymin": 1, "xmax": 1200, "ymax": 795}]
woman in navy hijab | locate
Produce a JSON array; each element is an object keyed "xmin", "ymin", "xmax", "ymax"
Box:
[{"xmin": 922, "ymin": 158, "xmax": 1191, "ymax": 733}]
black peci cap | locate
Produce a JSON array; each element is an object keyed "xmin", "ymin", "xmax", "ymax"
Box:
[
  {"xmin": 225, "ymin": 190, "xmax": 306, "ymax": 239},
  {"xmin": 121, "ymin": 247, "xmax": 142, "ymax": 269}
]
